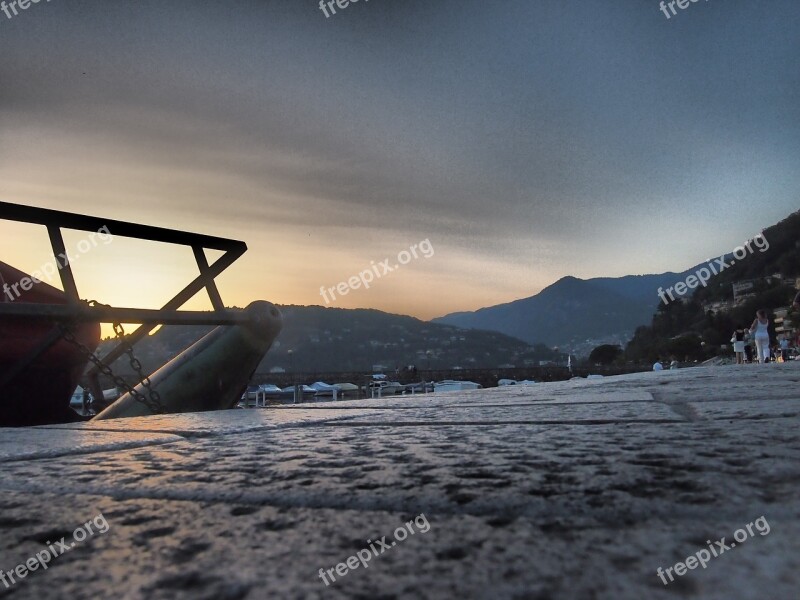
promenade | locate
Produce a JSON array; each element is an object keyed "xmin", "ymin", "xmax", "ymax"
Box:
[{"xmin": 0, "ymin": 364, "xmax": 798, "ymax": 599}]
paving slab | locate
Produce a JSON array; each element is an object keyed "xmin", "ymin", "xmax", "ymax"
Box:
[
  {"xmin": 686, "ymin": 397, "xmax": 799, "ymax": 421},
  {"xmin": 0, "ymin": 491, "xmax": 795, "ymax": 600},
  {"xmin": 0, "ymin": 428, "xmax": 183, "ymax": 463},
  {"xmin": 325, "ymin": 401, "xmax": 681, "ymax": 425},
  {"xmin": 37, "ymin": 406, "xmax": 380, "ymax": 437},
  {"xmin": 0, "ymin": 363, "xmax": 798, "ymax": 599}
]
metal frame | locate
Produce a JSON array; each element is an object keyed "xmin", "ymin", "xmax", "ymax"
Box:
[{"xmin": 0, "ymin": 201, "xmax": 249, "ymax": 399}]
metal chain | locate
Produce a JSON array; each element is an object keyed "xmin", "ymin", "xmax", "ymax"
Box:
[
  {"xmin": 58, "ymin": 303, "xmax": 165, "ymax": 414},
  {"xmin": 111, "ymin": 321, "xmax": 165, "ymax": 414}
]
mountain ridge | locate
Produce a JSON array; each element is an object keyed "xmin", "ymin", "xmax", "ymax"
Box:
[
  {"xmin": 99, "ymin": 304, "xmax": 562, "ymax": 379},
  {"xmin": 432, "ymin": 210, "xmax": 799, "ymax": 353},
  {"xmin": 432, "ymin": 271, "xmax": 699, "ymax": 352}
]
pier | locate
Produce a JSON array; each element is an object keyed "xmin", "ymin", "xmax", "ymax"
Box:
[
  {"xmin": 1, "ymin": 363, "xmax": 798, "ymax": 598},
  {"xmin": 255, "ymin": 364, "xmax": 654, "ymax": 394}
]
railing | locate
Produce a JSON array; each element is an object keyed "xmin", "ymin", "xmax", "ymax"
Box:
[
  {"xmin": 0, "ymin": 200, "xmax": 245, "ymax": 321},
  {"xmin": 0, "ymin": 201, "xmax": 249, "ymax": 399},
  {"xmin": 254, "ymin": 365, "xmax": 656, "ymax": 390}
]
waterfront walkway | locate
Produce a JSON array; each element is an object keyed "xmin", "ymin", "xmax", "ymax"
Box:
[{"xmin": 0, "ymin": 364, "xmax": 798, "ymax": 599}]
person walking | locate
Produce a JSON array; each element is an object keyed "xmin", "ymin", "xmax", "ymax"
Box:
[
  {"xmin": 732, "ymin": 329, "xmax": 746, "ymax": 365},
  {"xmin": 749, "ymin": 309, "xmax": 771, "ymax": 364},
  {"xmin": 781, "ymin": 336, "xmax": 789, "ymax": 362},
  {"xmin": 778, "ymin": 337, "xmax": 789, "ymax": 362},
  {"xmin": 744, "ymin": 331, "xmax": 754, "ymax": 363}
]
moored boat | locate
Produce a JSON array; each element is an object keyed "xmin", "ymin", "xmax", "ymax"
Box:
[
  {"xmin": 309, "ymin": 381, "xmax": 337, "ymax": 397},
  {"xmin": 333, "ymin": 382, "xmax": 359, "ymax": 394},
  {"xmin": 1, "ymin": 201, "xmax": 283, "ymax": 426},
  {"xmin": 433, "ymin": 380, "xmax": 482, "ymax": 392},
  {"xmin": 0, "ymin": 260, "xmax": 100, "ymax": 426},
  {"xmin": 363, "ymin": 380, "xmax": 403, "ymax": 396}
]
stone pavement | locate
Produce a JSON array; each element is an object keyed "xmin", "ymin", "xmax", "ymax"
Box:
[{"xmin": 0, "ymin": 364, "xmax": 798, "ymax": 599}]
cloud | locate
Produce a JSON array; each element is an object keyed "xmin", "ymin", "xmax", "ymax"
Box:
[{"xmin": 0, "ymin": 0, "xmax": 798, "ymax": 318}]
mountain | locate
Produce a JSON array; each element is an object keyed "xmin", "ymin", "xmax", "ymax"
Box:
[
  {"xmin": 625, "ymin": 210, "xmax": 800, "ymax": 363},
  {"xmin": 263, "ymin": 305, "xmax": 560, "ymax": 372},
  {"xmin": 692, "ymin": 210, "xmax": 800, "ymax": 304},
  {"xmin": 433, "ymin": 210, "xmax": 800, "ymax": 355},
  {"xmin": 432, "ymin": 272, "xmax": 695, "ymax": 353},
  {"xmin": 98, "ymin": 305, "xmax": 562, "ymax": 379}
]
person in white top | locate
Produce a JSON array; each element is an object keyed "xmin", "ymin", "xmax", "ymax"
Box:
[
  {"xmin": 653, "ymin": 360, "xmax": 664, "ymax": 371},
  {"xmin": 779, "ymin": 337, "xmax": 790, "ymax": 362},
  {"xmin": 749, "ymin": 309, "xmax": 771, "ymax": 364},
  {"xmin": 731, "ymin": 329, "xmax": 746, "ymax": 365}
]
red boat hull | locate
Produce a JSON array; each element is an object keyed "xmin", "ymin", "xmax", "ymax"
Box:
[{"xmin": 0, "ymin": 261, "xmax": 100, "ymax": 426}]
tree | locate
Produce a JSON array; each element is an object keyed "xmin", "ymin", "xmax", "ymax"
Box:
[
  {"xmin": 666, "ymin": 334, "xmax": 704, "ymax": 361},
  {"xmin": 589, "ymin": 344, "xmax": 623, "ymax": 365}
]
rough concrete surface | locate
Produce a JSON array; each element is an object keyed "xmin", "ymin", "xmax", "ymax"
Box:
[{"xmin": 0, "ymin": 364, "xmax": 798, "ymax": 599}]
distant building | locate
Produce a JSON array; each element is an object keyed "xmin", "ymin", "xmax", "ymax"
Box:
[
  {"xmin": 732, "ymin": 280, "xmax": 756, "ymax": 304},
  {"xmin": 703, "ymin": 300, "xmax": 736, "ymax": 314}
]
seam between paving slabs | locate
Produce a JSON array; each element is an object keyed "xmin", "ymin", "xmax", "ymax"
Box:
[
  {"xmin": 0, "ymin": 414, "xmax": 374, "ymax": 464},
  {"xmin": 0, "ymin": 436, "xmax": 185, "ymax": 464}
]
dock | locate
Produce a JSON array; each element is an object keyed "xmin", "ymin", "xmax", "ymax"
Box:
[{"xmin": 1, "ymin": 363, "xmax": 798, "ymax": 598}]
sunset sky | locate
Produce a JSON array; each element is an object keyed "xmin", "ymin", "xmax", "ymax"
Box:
[{"xmin": 1, "ymin": 0, "xmax": 798, "ymax": 321}]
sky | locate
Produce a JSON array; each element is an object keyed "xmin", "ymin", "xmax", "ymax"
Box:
[{"xmin": 0, "ymin": 0, "xmax": 798, "ymax": 321}]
